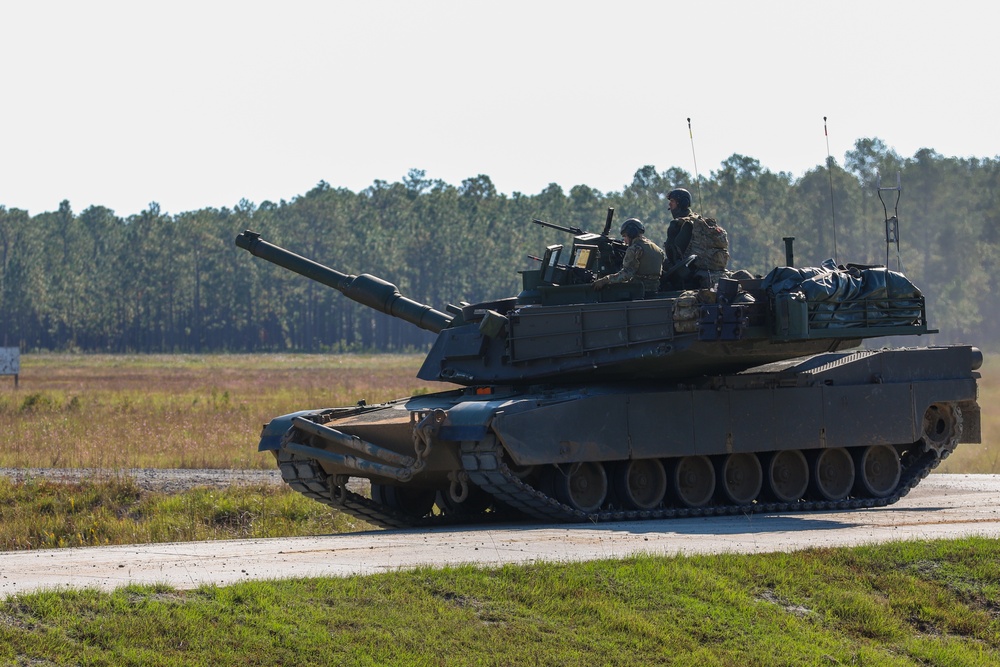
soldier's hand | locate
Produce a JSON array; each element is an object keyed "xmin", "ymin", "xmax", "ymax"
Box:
[{"xmin": 592, "ymin": 276, "xmax": 609, "ymax": 290}]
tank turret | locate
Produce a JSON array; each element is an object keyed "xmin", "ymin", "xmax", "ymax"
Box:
[{"xmin": 236, "ymin": 223, "xmax": 933, "ymax": 386}]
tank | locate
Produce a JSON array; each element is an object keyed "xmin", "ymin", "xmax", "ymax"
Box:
[{"xmin": 234, "ymin": 214, "xmax": 982, "ymax": 527}]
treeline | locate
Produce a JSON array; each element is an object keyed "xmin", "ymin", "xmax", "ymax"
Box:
[{"xmin": 1, "ymin": 138, "xmax": 997, "ymax": 353}]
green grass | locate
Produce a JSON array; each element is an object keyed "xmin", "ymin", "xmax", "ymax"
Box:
[
  {"xmin": 1, "ymin": 538, "xmax": 998, "ymax": 665},
  {"xmin": 0, "ymin": 477, "xmax": 372, "ymax": 550}
]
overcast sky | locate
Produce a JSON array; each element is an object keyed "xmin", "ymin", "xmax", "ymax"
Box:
[{"xmin": 2, "ymin": 0, "xmax": 996, "ymax": 217}]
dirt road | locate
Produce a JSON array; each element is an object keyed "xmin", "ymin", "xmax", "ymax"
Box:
[{"xmin": 2, "ymin": 474, "xmax": 998, "ymax": 598}]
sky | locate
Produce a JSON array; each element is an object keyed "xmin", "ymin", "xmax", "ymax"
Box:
[{"xmin": 2, "ymin": 0, "xmax": 997, "ymax": 217}]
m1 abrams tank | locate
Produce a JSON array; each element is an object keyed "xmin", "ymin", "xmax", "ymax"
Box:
[{"xmin": 235, "ymin": 212, "xmax": 981, "ymax": 528}]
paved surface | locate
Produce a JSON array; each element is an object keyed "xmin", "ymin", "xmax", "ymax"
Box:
[{"xmin": 2, "ymin": 474, "xmax": 998, "ymax": 598}]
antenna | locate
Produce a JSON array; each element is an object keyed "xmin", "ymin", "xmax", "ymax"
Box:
[
  {"xmin": 877, "ymin": 172, "xmax": 903, "ymax": 271},
  {"xmin": 687, "ymin": 118, "xmax": 704, "ymax": 209},
  {"xmin": 824, "ymin": 117, "xmax": 839, "ymax": 263}
]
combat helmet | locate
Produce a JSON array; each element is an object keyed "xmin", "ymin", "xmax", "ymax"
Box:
[
  {"xmin": 667, "ymin": 188, "xmax": 692, "ymax": 208},
  {"xmin": 620, "ymin": 218, "xmax": 645, "ymax": 238}
]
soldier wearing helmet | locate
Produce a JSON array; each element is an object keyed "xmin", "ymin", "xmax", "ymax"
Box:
[
  {"xmin": 592, "ymin": 218, "xmax": 665, "ymax": 296},
  {"xmin": 661, "ymin": 187, "xmax": 729, "ymax": 290},
  {"xmin": 662, "ymin": 187, "xmax": 699, "ymax": 290},
  {"xmin": 664, "ymin": 188, "xmax": 695, "ymax": 265}
]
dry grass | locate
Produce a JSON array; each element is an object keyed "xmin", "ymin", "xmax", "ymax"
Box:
[
  {"xmin": 0, "ymin": 354, "xmax": 449, "ymax": 470},
  {"xmin": 0, "ymin": 352, "xmax": 995, "ymax": 473}
]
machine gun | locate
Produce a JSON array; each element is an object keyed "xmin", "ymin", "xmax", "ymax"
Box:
[{"xmin": 531, "ymin": 208, "xmax": 628, "ymax": 282}]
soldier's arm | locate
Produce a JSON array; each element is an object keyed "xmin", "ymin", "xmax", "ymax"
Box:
[{"xmin": 606, "ymin": 244, "xmax": 643, "ymax": 284}]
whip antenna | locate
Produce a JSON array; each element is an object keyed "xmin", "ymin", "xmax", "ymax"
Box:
[
  {"xmin": 824, "ymin": 116, "xmax": 839, "ymax": 263},
  {"xmin": 687, "ymin": 118, "xmax": 704, "ymax": 209}
]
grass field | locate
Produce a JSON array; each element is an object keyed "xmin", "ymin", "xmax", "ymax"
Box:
[
  {"xmin": 0, "ymin": 477, "xmax": 370, "ymax": 550},
  {"xmin": 0, "ymin": 353, "xmax": 450, "ymax": 470}
]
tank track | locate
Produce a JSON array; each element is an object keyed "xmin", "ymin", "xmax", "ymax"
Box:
[
  {"xmin": 277, "ymin": 439, "xmax": 947, "ymax": 529},
  {"xmin": 461, "ymin": 439, "xmax": 946, "ymax": 523},
  {"xmin": 275, "ymin": 449, "xmax": 518, "ymax": 529},
  {"xmin": 276, "ymin": 451, "xmax": 418, "ymax": 529}
]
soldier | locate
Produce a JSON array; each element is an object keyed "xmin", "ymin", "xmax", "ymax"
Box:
[
  {"xmin": 661, "ymin": 187, "xmax": 729, "ymax": 290},
  {"xmin": 664, "ymin": 187, "xmax": 695, "ymax": 267},
  {"xmin": 592, "ymin": 218, "xmax": 665, "ymax": 296}
]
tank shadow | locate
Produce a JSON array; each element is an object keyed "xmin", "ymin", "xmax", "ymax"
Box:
[
  {"xmin": 335, "ymin": 504, "xmax": 954, "ymax": 538},
  {"xmin": 596, "ymin": 513, "xmax": 859, "ymax": 536}
]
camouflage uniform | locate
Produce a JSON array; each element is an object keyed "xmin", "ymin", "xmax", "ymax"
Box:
[{"xmin": 603, "ymin": 235, "xmax": 665, "ymax": 295}]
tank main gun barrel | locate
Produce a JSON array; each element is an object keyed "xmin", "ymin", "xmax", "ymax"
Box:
[{"xmin": 235, "ymin": 230, "xmax": 453, "ymax": 334}]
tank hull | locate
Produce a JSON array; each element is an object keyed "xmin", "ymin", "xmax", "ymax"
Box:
[{"xmin": 260, "ymin": 345, "xmax": 981, "ymax": 526}]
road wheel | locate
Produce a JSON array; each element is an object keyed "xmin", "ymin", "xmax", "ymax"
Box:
[
  {"xmin": 853, "ymin": 445, "xmax": 901, "ymax": 498},
  {"xmin": 717, "ymin": 453, "xmax": 762, "ymax": 505},
  {"xmin": 615, "ymin": 459, "xmax": 668, "ymax": 510},
  {"xmin": 672, "ymin": 455, "xmax": 716, "ymax": 508},
  {"xmin": 765, "ymin": 450, "xmax": 809, "ymax": 503},
  {"xmin": 808, "ymin": 448, "xmax": 855, "ymax": 501},
  {"xmin": 554, "ymin": 462, "xmax": 608, "ymax": 513}
]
